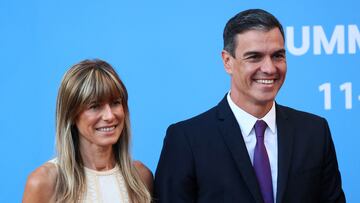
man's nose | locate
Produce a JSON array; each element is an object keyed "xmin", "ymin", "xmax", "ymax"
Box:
[{"xmin": 261, "ymin": 56, "xmax": 277, "ymax": 74}]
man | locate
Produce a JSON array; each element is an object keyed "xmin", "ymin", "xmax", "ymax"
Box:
[{"xmin": 155, "ymin": 9, "xmax": 345, "ymax": 203}]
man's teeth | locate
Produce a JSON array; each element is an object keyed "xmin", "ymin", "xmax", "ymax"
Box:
[
  {"xmin": 256, "ymin": 79, "xmax": 274, "ymax": 84},
  {"xmin": 97, "ymin": 126, "xmax": 115, "ymax": 132}
]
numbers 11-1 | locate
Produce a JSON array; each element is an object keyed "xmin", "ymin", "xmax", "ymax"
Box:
[{"xmin": 319, "ymin": 82, "xmax": 358, "ymax": 110}]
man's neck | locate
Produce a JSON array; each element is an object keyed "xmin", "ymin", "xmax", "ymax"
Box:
[{"xmin": 229, "ymin": 92, "xmax": 273, "ymax": 118}]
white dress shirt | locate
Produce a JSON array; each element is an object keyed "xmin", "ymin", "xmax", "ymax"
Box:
[{"xmin": 227, "ymin": 92, "xmax": 278, "ymax": 200}]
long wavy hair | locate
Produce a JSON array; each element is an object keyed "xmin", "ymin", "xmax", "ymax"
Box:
[{"xmin": 54, "ymin": 59, "xmax": 151, "ymax": 202}]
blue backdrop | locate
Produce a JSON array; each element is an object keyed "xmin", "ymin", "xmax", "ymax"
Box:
[{"xmin": 0, "ymin": 0, "xmax": 358, "ymax": 202}]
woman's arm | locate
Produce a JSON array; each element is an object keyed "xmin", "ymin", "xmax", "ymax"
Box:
[
  {"xmin": 133, "ymin": 160, "xmax": 154, "ymax": 194},
  {"xmin": 22, "ymin": 162, "xmax": 57, "ymax": 203}
]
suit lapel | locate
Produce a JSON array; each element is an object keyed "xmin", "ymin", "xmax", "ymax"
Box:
[
  {"xmin": 275, "ymin": 104, "xmax": 295, "ymax": 203},
  {"xmin": 216, "ymin": 96, "xmax": 263, "ymax": 203}
]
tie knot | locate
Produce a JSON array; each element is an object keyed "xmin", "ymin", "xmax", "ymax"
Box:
[{"xmin": 254, "ymin": 120, "xmax": 267, "ymax": 138}]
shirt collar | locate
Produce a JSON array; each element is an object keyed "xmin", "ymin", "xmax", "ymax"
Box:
[{"xmin": 227, "ymin": 91, "xmax": 277, "ymax": 136}]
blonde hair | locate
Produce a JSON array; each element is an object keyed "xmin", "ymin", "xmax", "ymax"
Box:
[{"xmin": 55, "ymin": 59, "xmax": 151, "ymax": 202}]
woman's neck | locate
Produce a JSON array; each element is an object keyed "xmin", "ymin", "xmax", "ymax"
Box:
[{"xmin": 80, "ymin": 143, "xmax": 116, "ymax": 171}]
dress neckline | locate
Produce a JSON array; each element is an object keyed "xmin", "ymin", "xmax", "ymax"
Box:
[{"xmin": 84, "ymin": 164, "xmax": 120, "ymax": 176}]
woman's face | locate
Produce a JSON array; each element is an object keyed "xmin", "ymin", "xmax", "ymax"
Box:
[{"xmin": 75, "ymin": 98, "xmax": 125, "ymax": 149}]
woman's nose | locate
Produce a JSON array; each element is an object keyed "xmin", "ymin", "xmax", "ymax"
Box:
[{"xmin": 101, "ymin": 104, "xmax": 115, "ymax": 121}]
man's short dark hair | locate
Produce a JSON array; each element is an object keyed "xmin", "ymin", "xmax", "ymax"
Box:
[{"xmin": 223, "ymin": 9, "xmax": 285, "ymax": 57}]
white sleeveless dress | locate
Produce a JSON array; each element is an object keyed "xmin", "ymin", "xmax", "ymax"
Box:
[{"xmin": 49, "ymin": 159, "xmax": 130, "ymax": 203}]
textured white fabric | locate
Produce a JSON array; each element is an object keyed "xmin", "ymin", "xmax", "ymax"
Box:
[
  {"xmin": 48, "ymin": 159, "xmax": 129, "ymax": 203},
  {"xmin": 82, "ymin": 165, "xmax": 130, "ymax": 203}
]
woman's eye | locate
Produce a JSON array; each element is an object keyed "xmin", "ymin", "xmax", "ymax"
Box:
[
  {"xmin": 89, "ymin": 103, "xmax": 99, "ymax": 109},
  {"xmin": 113, "ymin": 100, "xmax": 122, "ymax": 105}
]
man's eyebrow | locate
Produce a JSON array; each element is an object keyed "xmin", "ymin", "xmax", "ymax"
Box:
[
  {"xmin": 242, "ymin": 51, "xmax": 263, "ymax": 58},
  {"xmin": 273, "ymin": 49, "xmax": 286, "ymax": 54},
  {"xmin": 241, "ymin": 48, "xmax": 286, "ymax": 58}
]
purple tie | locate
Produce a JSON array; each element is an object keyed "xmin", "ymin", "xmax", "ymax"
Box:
[{"xmin": 254, "ymin": 120, "xmax": 274, "ymax": 203}]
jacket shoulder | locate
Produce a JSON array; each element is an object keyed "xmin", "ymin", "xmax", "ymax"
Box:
[
  {"xmin": 169, "ymin": 105, "xmax": 219, "ymax": 130},
  {"xmin": 277, "ymin": 104, "xmax": 326, "ymax": 123}
]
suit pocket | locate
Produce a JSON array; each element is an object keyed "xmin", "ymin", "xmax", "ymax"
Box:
[
  {"xmin": 294, "ymin": 166, "xmax": 322, "ymax": 183},
  {"xmin": 199, "ymin": 190, "xmax": 224, "ymax": 203},
  {"xmin": 286, "ymin": 166, "xmax": 322, "ymax": 202},
  {"xmin": 297, "ymin": 165, "xmax": 321, "ymax": 175}
]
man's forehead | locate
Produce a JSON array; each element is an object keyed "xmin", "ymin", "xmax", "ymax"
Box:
[{"xmin": 234, "ymin": 28, "xmax": 285, "ymax": 53}]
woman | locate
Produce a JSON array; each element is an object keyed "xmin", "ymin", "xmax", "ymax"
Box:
[{"xmin": 23, "ymin": 59, "xmax": 153, "ymax": 202}]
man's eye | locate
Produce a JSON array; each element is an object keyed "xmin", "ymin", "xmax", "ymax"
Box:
[
  {"xmin": 246, "ymin": 54, "xmax": 262, "ymax": 61},
  {"xmin": 273, "ymin": 55, "xmax": 285, "ymax": 62},
  {"xmin": 273, "ymin": 52, "xmax": 286, "ymax": 60}
]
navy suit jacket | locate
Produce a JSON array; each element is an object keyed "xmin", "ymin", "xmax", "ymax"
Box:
[{"xmin": 155, "ymin": 95, "xmax": 345, "ymax": 203}]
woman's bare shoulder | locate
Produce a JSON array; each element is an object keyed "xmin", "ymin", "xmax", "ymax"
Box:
[
  {"xmin": 133, "ymin": 160, "xmax": 153, "ymax": 192},
  {"xmin": 23, "ymin": 162, "xmax": 57, "ymax": 202}
]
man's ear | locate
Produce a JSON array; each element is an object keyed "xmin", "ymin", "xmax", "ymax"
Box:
[{"xmin": 221, "ymin": 50, "xmax": 233, "ymax": 75}]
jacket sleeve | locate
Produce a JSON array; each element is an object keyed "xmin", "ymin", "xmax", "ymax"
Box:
[
  {"xmin": 320, "ymin": 119, "xmax": 346, "ymax": 203},
  {"xmin": 154, "ymin": 124, "xmax": 197, "ymax": 203}
]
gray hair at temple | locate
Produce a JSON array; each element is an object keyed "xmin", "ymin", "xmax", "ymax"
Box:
[{"xmin": 223, "ymin": 9, "xmax": 285, "ymax": 57}]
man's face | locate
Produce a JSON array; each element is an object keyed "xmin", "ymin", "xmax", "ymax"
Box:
[{"xmin": 222, "ymin": 28, "xmax": 286, "ymax": 114}]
